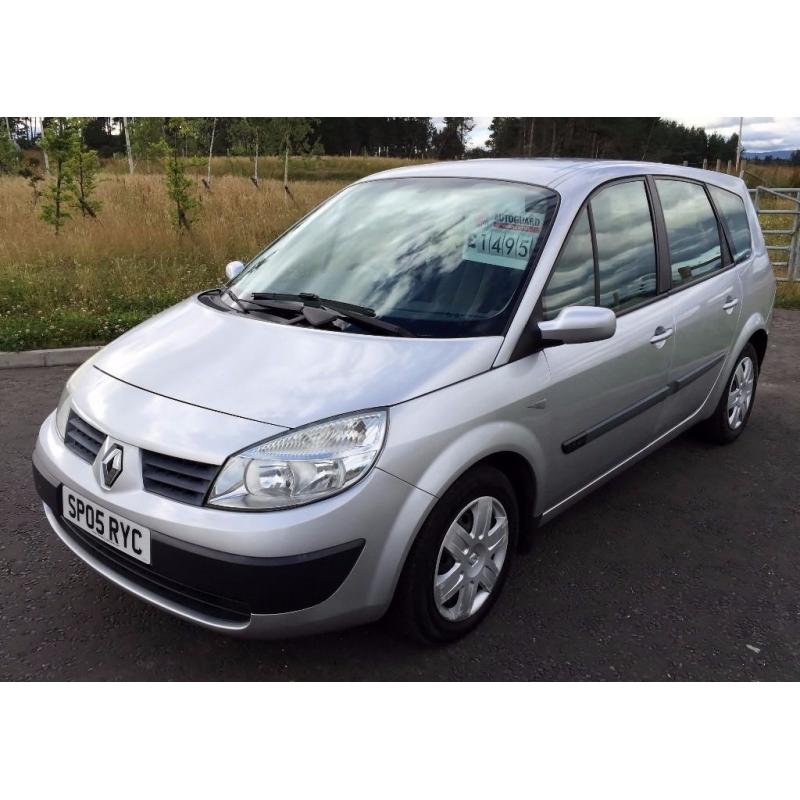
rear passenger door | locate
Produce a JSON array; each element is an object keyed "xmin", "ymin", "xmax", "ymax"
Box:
[
  {"xmin": 538, "ymin": 178, "xmax": 675, "ymax": 505},
  {"xmin": 651, "ymin": 178, "xmax": 743, "ymax": 434}
]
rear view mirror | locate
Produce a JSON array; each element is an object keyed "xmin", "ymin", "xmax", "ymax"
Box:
[
  {"xmin": 537, "ymin": 306, "xmax": 616, "ymax": 346},
  {"xmin": 225, "ymin": 260, "xmax": 245, "ymax": 281}
]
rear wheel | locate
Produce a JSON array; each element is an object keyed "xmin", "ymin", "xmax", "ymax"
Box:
[
  {"xmin": 698, "ymin": 343, "xmax": 759, "ymax": 444},
  {"xmin": 392, "ymin": 465, "xmax": 518, "ymax": 643}
]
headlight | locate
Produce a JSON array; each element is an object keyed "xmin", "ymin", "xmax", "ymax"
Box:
[
  {"xmin": 208, "ymin": 410, "xmax": 388, "ymax": 510},
  {"xmin": 55, "ymin": 386, "xmax": 71, "ymax": 439}
]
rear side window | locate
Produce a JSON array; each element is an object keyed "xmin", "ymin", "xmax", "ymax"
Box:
[
  {"xmin": 708, "ymin": 185, "xmax": 752, "ymax": 262},
  {"xmin": 656, "ymin": 179, "xmax": 723, "ymax": 286},
  {"xmin": 541, "ymin": 208, "xmax": 595, "ymax": 320},
  {"xmin": 591, "ymin": 180, "xmax": 657, "ymax": 312}
]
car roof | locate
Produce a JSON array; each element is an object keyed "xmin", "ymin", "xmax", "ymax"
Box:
[{"xmin": 360, "ymin": 158, "xmax": 747, "ymax": 195}]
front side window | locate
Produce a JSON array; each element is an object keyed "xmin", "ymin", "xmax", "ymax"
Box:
[
  {"xmin": 592, "ymin": 180, "xmax": 657, "ymax": 312},
  {"xmin": 541, "ymin": 179, "xmax": 657, "ymax": 319},
  {"xmin": 541, "ymin": 208, "xmax": 595, "ymax": 320},
  {"xmin": 708, "ymin": 184, "xmax": 752, "ymax": 262},
  {"xmin": 232, "ymin": 177, "xmax": 558, "ymax": 337},
  {"xmin": 656, "ymin": 179, "xmax": 723, "ymax": 286}
]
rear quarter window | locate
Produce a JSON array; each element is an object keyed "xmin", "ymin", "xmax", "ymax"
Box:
[
  {"xmin": 708, "ymin": 184, "xmax": 753, "ymax": 262},
  {"xmin": 655, "ymin": 179, "xmax": 723, "ymax": 286}
]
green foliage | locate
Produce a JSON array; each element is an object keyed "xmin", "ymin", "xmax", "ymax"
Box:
[
  {"xmin": 163, "ymin": 118, "xmax": 199, "ymax": 230},
  {"xmin": 129, "ymin": 116, "xmax": 166, "ymax": 161},
  {"xmin": 225, "ymin": 117, "xmax": 319, "ymax": 157},
  {"xmin": 0, "ymin": 121, "xmax": 19, "ymax": 174},
  {"xmin": 69, "ymin": 119, "xmax": 102, "ymax": 218},
  {"xmin": 435, "ymin": 118, "xmax": 474, "ymax": 159},
  {"xmin": 41, "ymin": 118, "xmax": 79, "ymax": 234},
  {"xmin": 486, "ymin": 117, "xmax": 742, "ymax": 165}
]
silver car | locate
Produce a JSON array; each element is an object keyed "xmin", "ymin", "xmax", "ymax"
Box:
[{"xmin": 33, "ymin": 159, "xmax": 775, "ymax": 642}]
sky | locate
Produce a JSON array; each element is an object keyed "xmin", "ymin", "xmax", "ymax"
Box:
[
  {"xmin": 449, "ymin": 117, "xmax": 800, "ymax": 153},
  {"xmin": 671, "ymin": 117, "xmax": 800, "ymax": 153}
]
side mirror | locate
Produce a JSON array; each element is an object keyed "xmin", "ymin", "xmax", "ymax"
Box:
[
  {"xmin": 225, "ymin": 260, "xmax": 245, "ymax": 281},
  {"xmin": 537, "ymin": 306, "xmax": 616, "ymax": 346}
]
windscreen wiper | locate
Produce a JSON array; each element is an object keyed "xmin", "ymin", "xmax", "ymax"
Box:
[
  {"xmin": 218, "ymin": 286, "xmax": 250, "ymax": 314},
  {"xmin": 250, "ymin": 292, "xmax": 416, "ymax": 337},
  {"xmin": 253, "ymin": 292, "xmax": 375, "ymax": 317}
]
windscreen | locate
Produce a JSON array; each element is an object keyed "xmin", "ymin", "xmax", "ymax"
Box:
[{"xmin": 233, "ymin": 177, "xmax": 559, "ymax": 337}]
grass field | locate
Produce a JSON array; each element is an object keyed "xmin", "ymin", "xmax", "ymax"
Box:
[
  {"xmin": 0, "ymin": 172, "xmax": 347, "ymax": 350},
  {"xmin": 1, "ymin": 157, "xmax": 798, "ymax": 351},
  {"xmin": 740, "ymin": 163, "xmax": 800, "ymax": 190}
]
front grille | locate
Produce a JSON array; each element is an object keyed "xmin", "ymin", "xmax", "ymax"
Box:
[
  {"xmin": 64, "ymin": 410, "xmax": 106, "ymax": 463},
  {"xmin": 141, "ymin": 450, "xmax": 219, "ymax": 506}
]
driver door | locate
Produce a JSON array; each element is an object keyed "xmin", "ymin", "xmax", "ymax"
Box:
[{"xmin": 535, "ymin": 178, "xmax": 675, "ymax": 509}]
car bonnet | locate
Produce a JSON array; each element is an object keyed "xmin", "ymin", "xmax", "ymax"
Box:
[{"xmin": 93, "ymin": 296, "xmax": 504, "ymax": 428}]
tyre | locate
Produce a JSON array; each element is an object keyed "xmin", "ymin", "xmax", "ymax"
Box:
[
  {"xmin": 698, "ymin": 343, "xmax": 759, "ymax": 444},
  {"xmin": 392, "ymin": 464, "xmax": 518, "ymax": 644}
]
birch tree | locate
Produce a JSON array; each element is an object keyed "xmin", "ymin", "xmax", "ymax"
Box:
[
  {"xmin": 203, "ymin": 117, "xmax": 216, "ymax": 190},
  {"xmin": 123, "ymin": 116, "xmax": 135, "ymax": 173}
]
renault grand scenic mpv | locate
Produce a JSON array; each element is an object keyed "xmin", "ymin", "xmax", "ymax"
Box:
[{"xmin": 33, "ymin": 159, "xmax": 776, "ymax": 642}]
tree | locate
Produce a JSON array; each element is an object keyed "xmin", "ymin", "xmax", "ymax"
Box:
[
  {"xmin": 790, "ymin": 150, "xmax": 800, "ymax": 166},
  {"xmin": 69, "ymin": 119, "xmax": 102, "ymax": 217},
  {"xmin": 129, "ymin": 117, "xmax": 167, "ymax": 165},
  {"xmin": 435, "ymin": 117, "xmax": 474, "ymax": 159},
  {"xmin": 265, "ymin": 117, "xmax": 317, "ymax": 192},
  {"xmin": 0, "ymin": 117, "xmax": 19, "ymax": 174},
  {"xmin": 122, "ymin": 116, "xmax": 135, "ymax": 173},
  {"xmin": 40, "ymin": 118, "xmax": 78, "ymax": 235},
  {"xmin": 0, "ymin": 133, "xmax": 18, "ymax": 174},
  {"xmin": 486, "ymin": 116, "xmax": 739, "ymax": 164},
  {"xmin": 163, "ymin": 118, "xmax": 198, "ymax": 231}
]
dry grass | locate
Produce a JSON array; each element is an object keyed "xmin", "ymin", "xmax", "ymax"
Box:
[
  {"xmin": 776, "ymin": 282, "xmax": 800, "ymax": 309},
  {"xmin": 0, "ymin": 174, "xmax": 341, "ymax": 272},
  {"xmin": 0, "ymin": 173, "xmax": 346, "ymax": 350},
  {"xmin": 741, "ymin": 163, "xmax": 800, "ymax": 189}
]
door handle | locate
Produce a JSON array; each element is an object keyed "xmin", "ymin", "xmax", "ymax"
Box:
[
  {"xmin": 723, "ymin": 296, "xmax": 739, "ymax": 313},
  {"xmin": 649, "ymin": 326, "xmax": 674, "ymax": 348}
]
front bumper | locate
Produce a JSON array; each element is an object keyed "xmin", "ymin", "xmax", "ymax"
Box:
[{"xmin": 34, "ymin": 411, "xmax": 435, "ymax": 638}]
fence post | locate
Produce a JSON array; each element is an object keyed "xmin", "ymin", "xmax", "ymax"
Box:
[
  {"xmin": 715, "ymin": 158, "xmax": 722, "ymax": 172},
  {"xmin": 726, "ymin": 160, "xmax": 732, "ymax": 174},
  {"xmin": 702, "ymin": 158, "xmax": 708, "ymax": 170},
  {"xmin": 682, "ymin": 160, "xmax": 688, "ymax": 167}
]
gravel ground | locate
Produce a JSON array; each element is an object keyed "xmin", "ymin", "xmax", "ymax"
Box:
[{"xmin": 1, "ymin": 310, "xmax": 798, "ymax": 680}]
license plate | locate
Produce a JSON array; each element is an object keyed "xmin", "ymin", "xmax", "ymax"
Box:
[{"xmin": 62, "ymin": 486, "xmax": 151, "ymax": 564}]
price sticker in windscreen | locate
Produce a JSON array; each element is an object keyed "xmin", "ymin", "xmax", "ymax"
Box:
[{"xmin": 463, "ymin": 209, "xmax": 544, "ymax": 270}]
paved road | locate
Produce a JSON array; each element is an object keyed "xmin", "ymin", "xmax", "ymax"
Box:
[{"xmin": 2, "ymin": 311, "xmax": 798, "ymax": 680}]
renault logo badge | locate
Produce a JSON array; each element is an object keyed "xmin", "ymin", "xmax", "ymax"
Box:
[{"xmin": 101, "ymin": 445, "xmax": 124, "ymax": 488}]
